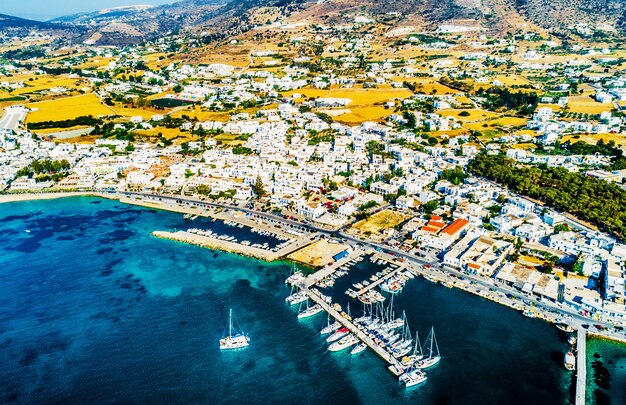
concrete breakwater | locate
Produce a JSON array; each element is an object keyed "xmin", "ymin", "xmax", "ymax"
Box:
[{"xmin": 152, "ymin": 230, "xmax": 283, "ymax": 261}]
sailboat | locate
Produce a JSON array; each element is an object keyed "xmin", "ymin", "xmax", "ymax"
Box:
[
  {"xmin": 401, "ymin": 329, "xmax": 425, "ymax": 368},
  {"xmin": 297, "ymin": 301, "xmax": 323, "ymax": 319},
  {"xmin": 321, "ymin": 314, "xmax": 341, "ymax": 335},
  {"xmin": 416, "ymin": 327, "xmax": 441, "ymax": 369},
  {"xmin": 219, "ymin": 309, "xmax": 250, "ymax": 350}
]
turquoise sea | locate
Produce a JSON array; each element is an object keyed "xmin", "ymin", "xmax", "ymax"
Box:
[
  {"xmin": 587, "ymin": 337, "xmax": 626, "ymax": 404},
  {"xmin": 0, "ymin": 197, "xmax": 580, "ymax": 404}
]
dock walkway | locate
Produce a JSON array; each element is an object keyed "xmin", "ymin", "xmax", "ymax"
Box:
[
  {"xmin": 300, "ymin": 286, "xmax": 405, "ymax": 373},
  {"xmin": 575, "ymin": 329, "xmax": 587, "ymax": 405},
  {"xmin": 355, "ymin": 263, "xmax": 408, "ymax": 296},
  {"xmin": 304, "ymin": 249, "xmax": 364, "ymax": 288}
]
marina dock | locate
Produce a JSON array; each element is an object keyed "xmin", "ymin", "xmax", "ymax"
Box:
[
  {"xmin": 575, "ymin": 329, "xmax": 586, "ymax": 405},
  {"xmin": 354, "ymin": 263, "xmax": 408, "ymax": 296},
  {"xmin": 296, "ymin": 284, "xmax": 406, "ymax": 374},
  {"xmin": 304, "ymin": 249, "xmax": 365, "ymax": 288},
  {"xmin": 152, "ymin": 230, "xmax": 316, "ymax": 262}
]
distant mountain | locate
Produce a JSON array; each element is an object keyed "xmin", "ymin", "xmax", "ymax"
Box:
[
  {"xmin": 0, "ymin": 13, "xmax": 84, "ymax": 38},
  {"xmin": 51, "ymin": 0, "xmax": 230, "ymax": 45},
  {"xmin": 34, "ymin": 0, "xmax": 626, "ymax": 46}
]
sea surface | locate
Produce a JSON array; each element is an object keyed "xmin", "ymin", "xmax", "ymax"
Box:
[
  {"xmin": 587, "ymin": 336, "xmax": 626, "ymax": 404},
  {"xmin": 0, "ymin": 197, "xmax": 582, "ymax": 404}
]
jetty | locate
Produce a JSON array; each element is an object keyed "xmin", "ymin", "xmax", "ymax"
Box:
[
  {"xmin": 152, "ymin": 230, "xmax": 317, "ymax": 262},
  {"xmin": 354, "ymin": 263, "xmax": 408, "ymax": 296},
  {"xmin": 304, "ymin": 249, "xmax": 365, "ymax": 288},
  {"xmin": 296, "ymin": 284, "xmax": 406, "ymax": 374},
  {"xmin": 575, "ymin": 328, "xmax": 586, "ymax": 405}
]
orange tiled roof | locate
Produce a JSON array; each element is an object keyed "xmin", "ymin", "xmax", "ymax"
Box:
[{"xmin": 441, "ymin": 218, "xmax": 469, "ymax": 236}]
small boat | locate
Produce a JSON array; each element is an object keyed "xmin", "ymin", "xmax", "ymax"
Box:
[
  {"xmin": 285, "ymin": 291, "xmax": 308, "ymax": 305},
  {"xmin": 351, "ymin": 343, "xmax": 367, "ymax": 355},
  {"xmin": 328, "ymin": 334, "xmax": 359, "ymax": 352},
  {"xmin": 401, "ymin": 369, "xmax": 428, "ymax": 388},
  {"xmin": 327, "ymin": 327, "xmax": 350, "ymax": 343},
  {"xmin": 556, "ymin": 323, "xmax": 576, "ymax": 333},
  {"xmin": 423, "ymin": 274, "xmax": 438, "ymax": 284},
  {"xmin": 568, "ymin": 336, "xmax": 577, "ymax": 345},
  {"xmin": 297, "ymin": 303, "xmax": 323, "ymax": 319},
  {"xmin": 220, "ymin": 309, "xmax": 250, "ymax": 350},
  {"xmin": 523, "ymin": 309, "xmax": 536, "ymax": 318},
  {"xmin": 564, "ymin": 351, "xmax": 576, "ymax": 371},
  {"xmin": 321, "ymin": 315, "xmax": 341, "ymax": 335}
]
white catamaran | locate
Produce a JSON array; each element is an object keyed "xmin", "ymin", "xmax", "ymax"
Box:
[{"xmin": 220, "ymin": 309, "xmax": 250, "ymax": 350}]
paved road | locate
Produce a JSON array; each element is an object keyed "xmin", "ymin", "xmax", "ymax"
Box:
[{"xmin": 0, "ymin": 106, "xmax": 27, "ymax": 131}]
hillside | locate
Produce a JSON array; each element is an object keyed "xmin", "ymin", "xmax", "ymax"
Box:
[
  {"xmin": 0, "ymin": 14, "xmax": 83, "ymax": 36},
  {"xmin": 10, "ymin": 0, "xmax": 626, "ymax": 46}
]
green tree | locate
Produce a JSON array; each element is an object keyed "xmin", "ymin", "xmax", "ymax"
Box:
[{"xmin": 252, "ymin": 175, "xmax": 266, "ymax": 199}]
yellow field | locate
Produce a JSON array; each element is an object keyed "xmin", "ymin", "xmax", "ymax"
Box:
[
  {"xmin": 353, "ymin": 209, "xmax": 407, "ymax": 234},
  {"xmin": 26, "ymin": 94, "xmax": 112, "ymax": 122},
  {"xmin": 287, "ymin": 87, "xmax": 412, "ymax": 105},
  {"xmin": 334, "ymin": 106, "xmax": 394, "ymax": 124},
  {"xmin": 133, "ymin": 127, "xmax": 191, "ymax": 141},
  {"xmin": 567, "ymin": 95, "xmax": 613, "ymax": 114},
  {"xmin": 493, "ymin": 75, "xmax": 530, "ymax": 86},
  {"xmin": 171, "ymin": 107, "xmax": 232, "ymax": 122},
  {"xmin": 439, "ymin": 109, "xmax": 499, "ymax": 122},
  {"xmin": 562, "ymin": 134, "xmax": 626, "ymax": 147},
  {"xmin": 11, "ymin": 75, "xmax": 84, "ymax": 96}
]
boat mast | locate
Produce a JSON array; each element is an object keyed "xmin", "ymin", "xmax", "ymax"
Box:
[
  {"xmin": 428, "ymin": 327, "xmax": 434, "ymax": 359},
  {"xmin": 432, "ymin": 327, "xmax": 440, "ymax": 357},
  {"xmin": 229, "ymin": 309, "xmax": 233, "ymax": 337}
]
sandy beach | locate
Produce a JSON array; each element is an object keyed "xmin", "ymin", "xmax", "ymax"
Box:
[{"xmin": 0, "ymin": 192, "xmax": 118, "ymax": 204}]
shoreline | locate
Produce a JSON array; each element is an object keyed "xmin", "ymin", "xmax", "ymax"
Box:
[
  {"xmin": 0, "ymin": 191, "xmax": 118, "ymax": 204},
  {"xmin": 4, "ymin": 191, "xmax": 626, "ymax": 347}
]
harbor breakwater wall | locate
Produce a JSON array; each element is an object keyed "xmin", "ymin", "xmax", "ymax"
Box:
[{"xmin": 152, "ymin": 230, "xmax": 282, "ymax": 262}]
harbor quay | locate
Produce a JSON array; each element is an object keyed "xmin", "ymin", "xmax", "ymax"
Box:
[
  {"xmin": 152, "ymin": 230, "xmax": 319, "ymax": 262},
  {"xmin": 575, "ymin": 329, "xmax": 587, "ymax": 405}
]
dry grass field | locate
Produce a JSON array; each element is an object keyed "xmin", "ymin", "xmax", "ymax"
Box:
[
  {"xmin": 26, "ymin": 94, "xmax": 112, "ymax": 122},
  {"xmin": 567, "ymin": 95, "xmax": 613, "ymax": 114},
  {"xmin": 353, "ymin": 210, "xmax": 407, "ymax": 234}
]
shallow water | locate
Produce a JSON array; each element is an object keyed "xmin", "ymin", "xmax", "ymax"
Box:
[{"xmin": 0, "ymin": 197, "xmax": 575, "ymax": 404}]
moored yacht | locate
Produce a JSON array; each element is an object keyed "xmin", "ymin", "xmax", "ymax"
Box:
[
  {"xmin": 297, "ymin": 303, "xmax": 323, "ymax": 319},
  {"xmin": 401, "ymin": 369, "xmax": 428, "ymax": 387},
  {"xmin": 351, "ymin": 343, "xmax": 367, "ymax": 355},
  {"xmin": 416, "ymin": 327, "xmax": 441, "ymax": 369},
  {"xmin": 329, "ymin": 334, "xmax": 359, "ymax": 351},
  {"xmin": 219, "ymin": 309, "xmax": 250, "ymax": 350},
  {"xmin": 564, "ymin": 351, "xmax": 576, "ymax": 371},
  {"xmin": 327, "ymin": 327, "xmax": 350, "ymax": 343}
]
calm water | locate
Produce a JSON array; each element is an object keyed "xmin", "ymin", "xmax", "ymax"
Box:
[
  {"xmin": 587, "ymin": 337, "xmax": 626, "ymax": 405},
  {"xmin": 0, "ymin": 197, "xmax": 576, "ymax": 404}
]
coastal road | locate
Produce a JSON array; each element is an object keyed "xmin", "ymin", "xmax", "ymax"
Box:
[
  {"xmin": 126, "ymin": 191, "xmax": 626, "ymax": 340},
  {"xmin": 0, "ymin": 106, "xmax": 28, "ymax": 131}
]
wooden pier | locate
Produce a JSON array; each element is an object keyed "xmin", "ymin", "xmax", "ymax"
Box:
[
  {"xmin": 575, "ymin": 328, "xmax": 586, "ymax": 405},
  {"xmin": 298, "ymin": 285, "xmax": 406, "ymax": 374}
]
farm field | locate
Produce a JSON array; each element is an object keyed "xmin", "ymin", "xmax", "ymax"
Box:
[
  {"xmin": 286, "ymin": 86, "xmax": 412, "ymax": 103},
  {"xmin": 567, "ymin": 94, "xmax": 613, "ymax": 114},
  {"xmin": 26, "ymin": 94, "xmax": 112, "ymax": 123}
]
